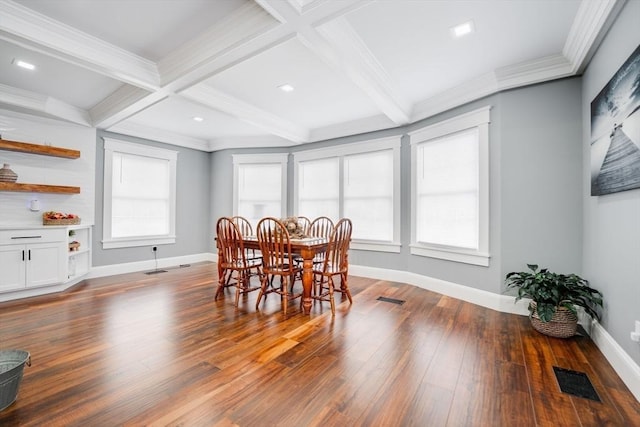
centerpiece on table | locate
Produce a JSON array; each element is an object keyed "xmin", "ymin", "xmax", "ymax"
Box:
[{"xmin": 281, "ymin": 216, "xmax": 307, "ymax": 239}]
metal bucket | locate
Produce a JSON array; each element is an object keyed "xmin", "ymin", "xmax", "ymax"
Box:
[{"xmin": 0, "ymin": 350, "xmax": 31, "ymax": 412}]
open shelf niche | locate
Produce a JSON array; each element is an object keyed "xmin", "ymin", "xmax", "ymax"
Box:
[{"xmin": 0, "ymin": 138, "xmax": 81, "ymax": 194}]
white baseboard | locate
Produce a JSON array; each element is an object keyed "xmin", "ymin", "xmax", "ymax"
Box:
[
  {"xmin": 0, "ymin": 282, "xmax": 72, "ymax": 302},
  {"xmin": 88, "ymin": 252, "xmax": 215, "ymax": 279},
  {"xmin": 349, "ymin": 264, "xmax": 531, "ymax": 316},
  {"xmin": 589, "ymin": 319, "xmax": 640, "ymax": 401},
  {"xmin": 349, "ymin": 263, "xmax": 640, "ymax": 402}
]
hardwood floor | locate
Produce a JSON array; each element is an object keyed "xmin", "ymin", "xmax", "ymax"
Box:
[{"xmin": 0, "ymin": 262, "xmax": 638, "ymax": 426}]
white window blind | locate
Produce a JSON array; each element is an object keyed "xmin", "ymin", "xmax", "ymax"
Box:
[
  {"xmin": 103, "ymin": 138, "xmax": 177, "ymax": 249},
  {"xmin": 416, "ymin": 129, "xmax": 479, "ymax": 249},
  {"xmin": 344, "ymin": 150, "xmax": 393, "ymax": 241},
  {"xmin": 237, "ymin": 163, "xmax": 283, "ymax": 227},
  {"xmin": 112, "ymin": 152, "xmax": 170, "ymax": 238},
  {"xmin": 297, "ymin": 158, "xmax": 339, "ymax": 221},
  {"xmin": 294, "ymin": 136, "xmax": 401, "ymax": 253}
]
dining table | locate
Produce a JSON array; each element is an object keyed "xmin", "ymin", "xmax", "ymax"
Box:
[{"xmin": 239, "ymin": 236, "xmax": 329, "ymax": 315}]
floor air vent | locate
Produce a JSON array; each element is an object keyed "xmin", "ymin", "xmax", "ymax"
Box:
[
  {"xmin": 145, "ymin": 270, "xmax": 168, "ymax": 275},
  {"xmin": 376, "ymin": 296, "xmax": 405, "ymax": 305},
  {"xmin": 553, "ymin": 366, "xmax": 601, "ymax": 401}
]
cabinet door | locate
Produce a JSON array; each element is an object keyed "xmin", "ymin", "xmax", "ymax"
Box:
[
  {"xmin": 0, "ymin": 245, "xmax": 26, "ymax": 292},
  {"xmin": 26, "ymin": 242, "xmax": 66, "ymax": 288}
]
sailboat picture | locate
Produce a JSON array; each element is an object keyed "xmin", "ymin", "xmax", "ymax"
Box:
[{"xmin": 590, "ymin": 44, "xmax": 640, "ymax": 196}]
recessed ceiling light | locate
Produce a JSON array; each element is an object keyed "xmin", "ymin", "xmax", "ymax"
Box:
[
  {"xmin": 192, "ymin": 116, "xmax": 204, "ymax": 122},
  {"xmin": 278, "ymin": 84, "xmax": 294, "ymax": 93},
  {"xmin": 451, "ymin": 20, "xmax": 475, "ymax": 39},
  {"xmin": 13, "ymin": 59, "xmax": 36, "ymax": 70}
]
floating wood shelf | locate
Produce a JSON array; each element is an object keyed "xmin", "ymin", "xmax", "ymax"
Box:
[
  {"xmin": 0, "ymin": 138, "xmax": 80, "ymax": 159},
  {"xmin": 0, "ymin": 182, "xmax": 80, "ymax": 194}
]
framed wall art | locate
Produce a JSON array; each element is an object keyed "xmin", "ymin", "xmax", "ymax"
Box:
[{"xmin": 590, "ymin": 44, "xmax": 640, "ymax": 196}]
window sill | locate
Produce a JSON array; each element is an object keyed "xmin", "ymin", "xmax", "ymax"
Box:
[
  {"xmin": 410, "ymin": 244, "xmax": 490, "ymax": 266},
  {"xmin": 351, "ymin": 240, "xmax": 401, "ymax": 253},
  {"xmin": 102, "ymin": 235, "xmax": 176, "ymax": 249}
]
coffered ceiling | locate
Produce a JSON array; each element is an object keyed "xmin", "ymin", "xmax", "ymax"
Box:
[{"xmin": 0, "ymin": 0, "xmax": 624, "ymax": 151}]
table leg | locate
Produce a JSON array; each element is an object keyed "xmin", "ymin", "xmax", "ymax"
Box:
[{"xmin": 300, "ymin": 247, "xmax": 314, "ymax": 314}]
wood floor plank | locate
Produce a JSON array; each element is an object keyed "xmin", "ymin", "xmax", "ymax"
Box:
[{"xmin": 0, "ymin": 262, "xmax": 638, "ymax": 426}]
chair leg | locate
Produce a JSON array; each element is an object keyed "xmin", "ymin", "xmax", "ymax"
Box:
[
  {"xmin": 328, "ymin": 276, "xmax": 335, "ymax": 316},
  {"xmin": 255, "ymin": 273, "xmax": 269, "ymax": 310},
  {"xmin": 214, "ymin": 282, "xmax": 224, "ymax": 300},
  {"xmin": 215, "ymin": 269, "xmax": 233, "ymax": 300},
  {"xmin": 235, "ymin": 271, "xmax": 243, "ymax": 307},
  {"xmin": 282, "ymin": 276, "xmax": 288, "ymax": 317},
  {"xmin": 340, "ymin": 272, "xmax": 353, "ymax": 304}
]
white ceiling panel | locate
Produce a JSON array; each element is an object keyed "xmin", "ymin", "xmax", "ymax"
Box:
[
  {"xmin": 345, "ymin": 0, "xmax": 582, "ymax": 104},
  {"xmin": 203, "ymin": 37, "xmax": 382, "ymax": 129},
  {"xmin": 122, "ymin": 96, "xmax": 271, "ymax": 140},
  {"xmin": 0, "ymin": 38, "xmax": 122, "ymax": 109}
]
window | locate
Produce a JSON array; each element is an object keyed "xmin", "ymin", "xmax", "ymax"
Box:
[
  {"xmin": 294, "ymin": 136, "xmax": 401, "ymax": 252},
  {"xmin": 233, "ymin": 154, "xmax": 288, "ymax": 228},
  {"xmin": 297, "ymin": 157, "xmax": 339, "ymax": 220},
  {"xmin": 103, "ymin": 138, "xmax": 178, "ymax": 249},
  {"xmin": 344, "ymin": 150, "xmax": 394, "ymax": 241},
  {"xmin": 409, "ymin": 106, "xmax": 490, "ymax": 266}
]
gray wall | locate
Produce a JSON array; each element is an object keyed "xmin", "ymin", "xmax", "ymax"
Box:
[
  {"xmin": 93, "ymin": 130, "xmax": 211, "ymax": 266},
  {"xmin": 500, "ymin": 78, "xmax": 584, "ymax": 279},
  {"xmin": 582, "ymin": 0, "xmax": 640, "ymax": 366},
  {"xmin": 209, "ymin": 78, "xmax": 585, "ymax": 296}
]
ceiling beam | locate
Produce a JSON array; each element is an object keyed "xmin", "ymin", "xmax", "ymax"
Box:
[
  {"xmin": 257, "ymin": 0, "xmax": 410, "ymax": 125},
  {"xmin": 0, "ymin": 0, "xmax": 159, "ymax": 90},
  {"xmin": 181, "ymin": 85, "xmax": 310, "ymax": 143},
  {"xmin": 0, "ymin": 83, "xmax": 91, "ymax": 126}
]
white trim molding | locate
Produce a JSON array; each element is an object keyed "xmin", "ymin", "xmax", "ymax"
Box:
[{"xmin": 409, "ymin": 106, "xmax": 491, "ymax": 267}]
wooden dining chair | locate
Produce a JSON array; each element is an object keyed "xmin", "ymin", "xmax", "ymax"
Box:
[
  {"xmin": 307, "ymin": 216, "xmax": 334, "ymax": 270},
  {"xmin": 255, "ymin": 217, "xmax": 303, "ymax": 316},
  {"xmin": 309, "ymin": 216, "xmax": 334, "ymax": 239},
  {"xmin": 215, "ymin": 217, "xmax": 263, "ymax": 307},
  {"xmin": 232, "ymin": 215, "xmax": 261, "ymax": 261},
  {"xmin": 297, "ymin": 216, "xmax": 311, "ymax": 235},
  {"xmin": 311, "ymin": 218, "xmax": 353, "ymax": 315}
]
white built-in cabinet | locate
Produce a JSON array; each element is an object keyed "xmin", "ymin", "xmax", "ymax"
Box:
[
  {"xmin": 0, "ymin": 228, "xmax": 66, "ymax": 292},
  {"xmin": 0, "ymin": 225, "xmax": 92, "ymax": 295}
]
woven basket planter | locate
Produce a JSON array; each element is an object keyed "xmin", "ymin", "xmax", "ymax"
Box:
[{"xmin": 529, "ymin": 301, "xmax": 578, "ymax": 338}]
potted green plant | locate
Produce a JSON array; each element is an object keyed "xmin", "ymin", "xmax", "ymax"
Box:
[{"xmin": 505, "ymin": 264, "xmax": 603, "ymax": 338}]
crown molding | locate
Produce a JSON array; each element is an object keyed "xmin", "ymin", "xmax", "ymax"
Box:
[
  {"xmin": 181, "ymin": 84, "xmax": 309, "ymax": 143},
  {"xmin": 0, "ymin": 0, "xmax": 159, "ymax": 89},
  {"xmin": 495, "ymin": 54, "xmax": 574, "ymax": 90},
  {"xmin": 106, "ymin": 121, "xmax": 210, "ymax": 152},
  {"xmin": 563, "ymin": 0, "xmax": 626, "ymax": 74},
  {"xmin": 158, "ymin": 2, "xmax": 279, "ymax": 87},
  {"xmin": 314, "ymin": 17, "xmax": 411, "ymax": 125},
  {"xmin": 0, "ymin": 83, "xmax": 90, "ymax": 126},
  {"xmin": 309, "ymin": 113, "xmax": 398, "ymax": 143},
  {"xmin": 411, "ymin": 72, "xmax": 498, "ymax": 124},
  {"xmin": 207, "ymin": 135, "xmax": 297, "ymax": 152}
]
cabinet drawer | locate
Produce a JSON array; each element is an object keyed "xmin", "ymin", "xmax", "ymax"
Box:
[{"xmin": 0, "ymin": 228, "xmax": 66, "ymax": 244}]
